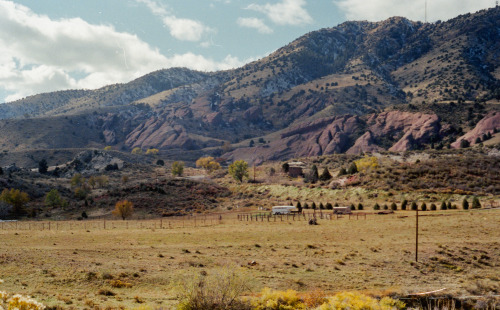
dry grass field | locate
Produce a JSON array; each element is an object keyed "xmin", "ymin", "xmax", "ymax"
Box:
[{"xmin": 0, "ymin": 209, "xmax": 498, "ymax": 309}]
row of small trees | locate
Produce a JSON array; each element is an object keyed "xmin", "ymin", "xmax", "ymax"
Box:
[
  {"xmin": 293, "ymin": 197, "xmax": 482, "ymax": 212},
  {"xmin": 373, "ymin": 197, "xmax": 482, "ymax": 211}
]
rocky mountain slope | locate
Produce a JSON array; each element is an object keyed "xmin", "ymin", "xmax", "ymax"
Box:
[{"xmin": 0, "ymin": 8, "xmax": 499, "ymax": 164}]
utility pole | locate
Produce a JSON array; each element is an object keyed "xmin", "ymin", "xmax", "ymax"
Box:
[{"xmin": 415, "ymin": 207, "xmax": 419, "ymax": 262}]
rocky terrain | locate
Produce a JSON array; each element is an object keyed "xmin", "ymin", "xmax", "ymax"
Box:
[{"xmin": 0, "ymin": 8, "xmax": 499, "ymax": 164}]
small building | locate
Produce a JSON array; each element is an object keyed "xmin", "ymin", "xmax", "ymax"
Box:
[{"xmin": 287, "ymin": 161, "xmax": 305, "ymax": 177}]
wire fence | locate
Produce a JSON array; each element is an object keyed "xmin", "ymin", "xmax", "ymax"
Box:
[{"xmin": 0, "ymin": 214, "xmax": 225, "ymax": 231}]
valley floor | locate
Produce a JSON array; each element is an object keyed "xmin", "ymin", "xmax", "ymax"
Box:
[{"xmin": 0, "ymin": 209, "xmax": 499, "ymax": 309}]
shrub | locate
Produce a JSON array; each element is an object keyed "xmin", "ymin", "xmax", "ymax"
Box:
[
  {"xmin": 462, "ymin": 198, "xmax": 469, "ymax": 210},
  {"xmin": 131, "ymin": 147, "xmax": 143, "ymax": 155},
  {"xmin": 401, "ymin": 200, "xmax": 408, "ymax": 210},
  {"xmin": 176, "ymin": 268, "xmax": 251, "ymax": 310},
  {"xmin": 196, "ymin": 157, "xmax": 221, "ymax": 173},
  {"xmin": 317, "ymin": 291, "xmax": 405, "ymax": 310},
  {"xmin": 430, "ymin": 203, "xmax": 437, "ymax": 211},
  {"xmin": 373, "ymin": 203, "xmax": 380, "ymax": 210},
  {"xmin": 172, "ymin": 161, "xmax": 184, "ymax": 177},
  {"xmin": 390, "ymin": 203, "xmax": 397, "ymax": 210},
  {"xmin": 252, "ymin": 288, "xmax": 306, "ymax": 310},
  {"xmin": 156, "ymin": 159, "xmax": 165, "ymax": 166},
  {"xmin": 145, "ymin": 148, "xmax": 159, "ymax": 156},
  {"xmin": 411, "ymin": 202, "xmax": 418, "ymax": 211},
  {"xmin": 421, "ymin": 202, "xmax": 427, "ymax": 211},
  {"xmin": 357, "ymin": 203, "xmax": 363, "ymax": 210},
  {"xmin": 2, "ymin": 293, "xmax": 46, "ymax": 310}
]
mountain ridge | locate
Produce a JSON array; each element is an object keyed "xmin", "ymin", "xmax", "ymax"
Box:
[{"xmin": 0, "ymin": 7, "xmax": 499, "ymax": 164}]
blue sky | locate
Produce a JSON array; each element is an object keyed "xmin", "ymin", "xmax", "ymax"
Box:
[{"xmin": 0, "ymin": 0, "xmax": 495, "ymax": 103}]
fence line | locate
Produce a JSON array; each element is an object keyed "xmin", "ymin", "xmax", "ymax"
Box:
[
  {"xmin": 0, "ymin": 215, "xmax": 224, "ymax": 231},
  {"xmin": 237, "ymin": 211, "xmax": 369, "ymax": 222}
]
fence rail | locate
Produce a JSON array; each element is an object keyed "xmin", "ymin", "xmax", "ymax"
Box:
[
  {"xmin": 0, "ymin": 215, "xmax": 224, "ymax": 231},
  {"xmin": 237, "ymin": 211, "xmax": 368, "ymax": 222},
  {"xmin": 0, "ymin": 211, "xmax": 374, "ymax": 231}
]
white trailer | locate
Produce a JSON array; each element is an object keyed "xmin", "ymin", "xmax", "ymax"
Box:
[{"xmin": 271, "ymin": 206, "xmax": 297, "ymax": 215}]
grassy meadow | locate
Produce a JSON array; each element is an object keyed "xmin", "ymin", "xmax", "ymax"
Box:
[{"xmin": 0, "ymin": 208, "xmax": 498, "ymax": 309}]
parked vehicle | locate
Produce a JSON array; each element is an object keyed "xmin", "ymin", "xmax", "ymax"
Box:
[{"xmin": 271, "ymin": 206, "xmax": 297, "ymax": 215}]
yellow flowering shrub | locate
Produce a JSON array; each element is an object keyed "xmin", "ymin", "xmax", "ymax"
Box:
[
  {"xmin": 252, "ymin": 288, "xmax": 306, "ymax": 310},
  {"xmin": 354, "ymin": 156, "xmax": 379, "ymax": 173},
  {"xmin": 0, "ymin": 280, "xmax": 45, "ymax": 310},
  {"xmin": 5, "ymin": 294, "xmax": 45, "ymax": 310},
  {"xmin": 315, "ymin": 291, "xmax": 404, "ymax": 310}
]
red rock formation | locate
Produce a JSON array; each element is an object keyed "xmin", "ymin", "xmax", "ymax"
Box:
[{"xmin": 451, "ymin": 111, "xmax": 500, "ymax": 148}]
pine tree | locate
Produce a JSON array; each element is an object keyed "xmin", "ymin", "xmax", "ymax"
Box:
[
  {"xmin": 347, "ymin": 162, "xmax": 358, "ymax": 174},
  {"xmin": 472, "ymin": 196, "xmax": 481, "ymax": 209},
  {"xmin": 440, "ymin": 201, "xmax": 447, "ymax": 210},
  {"xmin": 462, "ymin": 198, "xmax": 469, "ymax": 210},
  {"xmin": 411, "ymin": 202, "xmax": 418, "ymax": 210},
  {"xmin": 401, "ymin": 199, "xmax": 408, "ymax": 210},
  {"xmin": 319, "ymin": 167, "xmax": 332, "ymax": 181}
]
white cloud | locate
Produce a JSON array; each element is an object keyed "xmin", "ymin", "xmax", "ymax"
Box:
[
  {"xmin": 0, "ymin": 1, "xmax": 244, "ymax": 102},
  {"xmin": 334, "ymin": 0, "xmax": 494, "ymax": 22},
  {"xmin": 162, "ymin": 16, "xmax": 212, "ymax": 42},
  {"xmin": 237, "ymin": 17, "xmax": 274, "ymax": 34},
  {"xmin": 247, "ymin": 0, "xmax": 313, "ymax": 26},
  {"xmin": 136, "ymin": 0, "xmax": 212, "ymax": 42}
]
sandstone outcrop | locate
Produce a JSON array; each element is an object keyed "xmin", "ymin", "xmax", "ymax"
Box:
[{"xmin": 451, "ymin": 112, "xmax": 500, "ymax": 148}]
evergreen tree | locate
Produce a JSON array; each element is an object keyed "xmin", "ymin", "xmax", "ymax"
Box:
[
  {"xmin": 390, "ymin": 202, "xmax": 397, "ymax": 210},
  {"xmin": 319, "ymin": 167, "xmax": 332, "ymax": 181},
  {"xmin": 357, "ymin": 203, "xmax": 364, "ymax": 210},
  {"xmin": 462, "ymin": 198, "xmax": 469, "ymax": 210},
  {"xmin": 373, "ymin": 203, "xmax": 380, "ymax": 210},
  {"xmin": 401, "ymin": 199, "xmax": 408, "ymax": 210},
  {"xmin": 326, "ymin": 202, "xmax": 333, "ymax": 210},
  {"xmin": 440, "ymin": 201, "xmax": 447, "ymax": 210},
  {"xmin": 472, "ymin": 196, "xmax": 481, "ymax": 209},
  {"xmin": 421, "ymin": 202, "xmax": 427, "ymax": 211},
  {"xmin": 311, "ymin": 202, "xmax": 317, "ymax": 210},
  {"xmin": 347, "ymin": 162, "xmax": 358, "ymax": 174},
  {"xmin": 411, "ymin": 202, "xmax": 418, "ymax": 211},
  {"xmin": 38, "ymin": 159, "xmax": 48, "ymax": 174}
]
